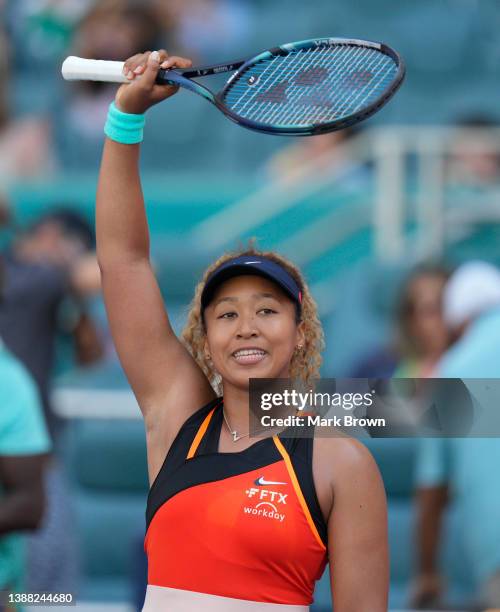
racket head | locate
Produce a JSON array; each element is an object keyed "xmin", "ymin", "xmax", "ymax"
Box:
[{"xmin": 215, "ymin": 38, "xmax": 405, "ymax": 136}]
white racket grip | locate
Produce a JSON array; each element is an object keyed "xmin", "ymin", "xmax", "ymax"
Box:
[{"xmin": 62, "ymin": 56, "xmax": 128, "ymax": 83}]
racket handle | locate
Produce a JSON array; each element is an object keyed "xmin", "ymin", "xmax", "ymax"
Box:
[{"xmin": 62, "ymin": 56, "xmax": 127, "ymax": 83}]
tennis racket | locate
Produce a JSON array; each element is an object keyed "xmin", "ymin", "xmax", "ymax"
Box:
[{"xmin": 62, "ymin": 37, "xmax": 405, "ymax": 136}]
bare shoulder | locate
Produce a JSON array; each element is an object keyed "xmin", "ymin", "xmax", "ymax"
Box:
[
  {"xmin": 315, "ymin": 432, "xmax": 377, "ymax": 466},
  {"xmin": 314, "ymin": 433, "xmax": 382, "ymax": 492},
  {"xmin": 318, "ymin": 434, "xmax": 389, "ymax": 611}
]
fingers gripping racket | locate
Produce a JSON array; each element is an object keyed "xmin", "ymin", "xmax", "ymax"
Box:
[{"xmin": 62, "ymin": 37, "xmax": 405, "ymax": 136}]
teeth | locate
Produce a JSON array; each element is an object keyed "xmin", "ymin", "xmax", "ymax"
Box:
[{"xmin": 233, "ymin": 349, "xmax": 266, "ymax": 357}]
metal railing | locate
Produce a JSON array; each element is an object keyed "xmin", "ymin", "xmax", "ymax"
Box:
[
  {"xmin": 193, "ymin": 126, "xmax": 500, "ymax": 255},
  {"xmin": 189, "ymin": 126, "xmax": 500, "ymax": 315},
  {"xmin": 372, "ymin": 126, "xmax": 500, "ymax": 262}
]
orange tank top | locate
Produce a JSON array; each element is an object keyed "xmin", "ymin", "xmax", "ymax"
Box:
[{"xmin": 144, "ymin": 398, "xmax": 328, "ymax": 606}]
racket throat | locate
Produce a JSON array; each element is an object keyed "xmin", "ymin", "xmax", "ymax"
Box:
[
  {"xmin": 177, "ymin": 60, "xmax": 246, "ymax": 79},
  {"xmin": 156, "ymin": 70, "xmax": 216, "ymax": 104}
]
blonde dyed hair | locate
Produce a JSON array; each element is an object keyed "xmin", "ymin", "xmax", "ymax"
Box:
[{"xmin": 181, "ymin": 246, "xmax": 324, "ymax": 394}]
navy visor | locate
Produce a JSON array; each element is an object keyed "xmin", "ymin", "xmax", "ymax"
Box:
[{"xmin": 200, "ymin": 255, "xmax": 302, "ymax": 313}]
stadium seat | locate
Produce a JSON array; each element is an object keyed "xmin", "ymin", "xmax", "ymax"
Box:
[{"xmin": 62, "ymin": 419, "xmax": 149, "ymax": 603}]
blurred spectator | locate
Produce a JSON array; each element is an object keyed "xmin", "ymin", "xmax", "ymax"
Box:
[
  {"xmin": 73, "ymin": 1, "xmax": 166, "ymax": 64},
  {"xmin": 412, "ymin": 261, "xmax": 500, "ymax": 610},
  {"xmin": 446, "ymin": 115, "xmax": 500, "ymax": 191},
  {"xmin": 0, "ymin": 22, "xmax": 55, "ymax": 182},
  {"xmin": 393, "ymin": 265, "xmax": 451, "ymax": 377},
  {"xmin": 349, "ymin": 345, "xmax": 399, "ymax": 379},
  {"xmin": 350, "ymin": 265, "xmax": 450, "ymax": 379},
  {"xmin": 0, "ymin": 255, "xmax": 52, "ymax": 607},
  {"xmin": 0, "ymin": 208, "xmax": 102, "ymax": 439},
  {"xmin": 0, "ymin": 208, "xmax": 102, "ymax": 599},
  {"xmin": 441, "ymin": 260, "xmax": 500, "ymax": 364},
  {"xmin": 4, "ymin": 0, "xmax": 92, "ymax": 69},
  {"xmin": 156, "ymin": 0, "xmax": 252, "ymax": 62},
  {"xmin": 264, "ymin": 126, "xmax": 369, "ymax": 188},
  {"xmin": 0, "ymin": 192, "xmax": 9, "ymax": 229},
  {"xmin": 64, "ymin": 2, "xmax": 166, "ymax": 141}
]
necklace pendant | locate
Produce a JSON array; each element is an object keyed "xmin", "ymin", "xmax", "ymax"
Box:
[{"xmin": 231, "ymin": 431, "xmax": 241, "ymax": 442}]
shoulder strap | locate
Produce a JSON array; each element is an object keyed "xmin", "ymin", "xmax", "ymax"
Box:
[
  {"xmin": 276, "ymin": 428, "xmax": 328, "ymax": 548},
  {"xmin": 149, "ymin": 397, "xmax": 221, "ymax": 491},
  {"xmin": 186, "ymin": 405, "xmax": 218, "ymax": 459}
]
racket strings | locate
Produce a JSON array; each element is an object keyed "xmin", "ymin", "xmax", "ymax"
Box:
[
  {"xmin": 316, "ymin": 48, "xmax": 395, "ymax": 120},
  {"xmin": 349, "ymin": 54, "xmax": 396, "ymax": 111},
  {"xmin": 290, "ymin": 49, "xmax": 385, "ymax": 125},
  {"xmin": 222, "ymin": 45, "xmax": 398, "ymax": 128},
  {"xmin": 261, "ymin": 45, "xmax": 359, "ymax": 126},
  {"xmin": 259, "ymin": 47, "xmax": 394, "ymax": 125},
  {"xmin": 254, "ymin": 46, "xmax": 334, "ymax": 126},
  {"xmin": 229, "ymin": 51, "xmax": 305, "ymax": 116},
  {"xmin": 302, "ymin": 47, "xmax": 374, "ymax": 123},
  {"xmin": 227, "ymin": 48, "xmax": 316, "ymax": 117}
]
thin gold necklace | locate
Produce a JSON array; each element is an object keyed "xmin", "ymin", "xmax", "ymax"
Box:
[{"xmin": 222, "ymin": 409, "xmax": 251, "ymax": 442}]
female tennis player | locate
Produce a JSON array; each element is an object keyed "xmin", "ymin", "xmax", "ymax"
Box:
[{"xmin": 96, "ymin": 50, "xmax": 389, "ymax": 612}]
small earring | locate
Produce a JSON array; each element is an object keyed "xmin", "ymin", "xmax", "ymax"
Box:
[
  {"xmin": 205, "ymin": 353, "xmax": 211, "ymax": 361},
  {"xmin": 296, "ymin": 344, "xmax": 303, "ymax": 351}
]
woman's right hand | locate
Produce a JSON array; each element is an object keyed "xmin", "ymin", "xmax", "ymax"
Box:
[{"xmin": 115, "ymin": 49, "xmax": 193, "ymax": 115}]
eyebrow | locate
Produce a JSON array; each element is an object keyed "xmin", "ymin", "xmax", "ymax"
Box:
[{"xmin": 212, "ymin": 292, "xmax": 280, "ymax": 308}]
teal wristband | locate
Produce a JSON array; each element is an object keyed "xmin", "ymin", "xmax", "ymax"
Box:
[{"xmin": 104, "ymin": 102, "xmax": 145, "ymax": 144}]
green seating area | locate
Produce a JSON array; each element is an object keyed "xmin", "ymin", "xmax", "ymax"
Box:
[
  {"xmin": 7, "ymin": 176, "xmax": 500, "ymax": 374},
  {"xmin": 6, "ymin": 175, "xmax": 374, "ymax": 303},
  {"xmin": 61, "ymin": 419, "xmax": 149, "ymax": 603}
]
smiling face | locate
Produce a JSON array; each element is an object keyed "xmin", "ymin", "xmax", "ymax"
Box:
[{"xmin": 203, "ymin": 275, "xmax": 304, "ymax": 392}]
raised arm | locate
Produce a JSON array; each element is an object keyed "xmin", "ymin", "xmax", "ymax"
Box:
[{"xmin": 96, "ymin": 50, "xmax": 215, "ymax": 475}]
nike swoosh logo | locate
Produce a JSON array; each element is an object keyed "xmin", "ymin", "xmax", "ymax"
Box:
[{"xmin": 254, "ymin": 477, "xmax": 288, "ymax": 486}]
